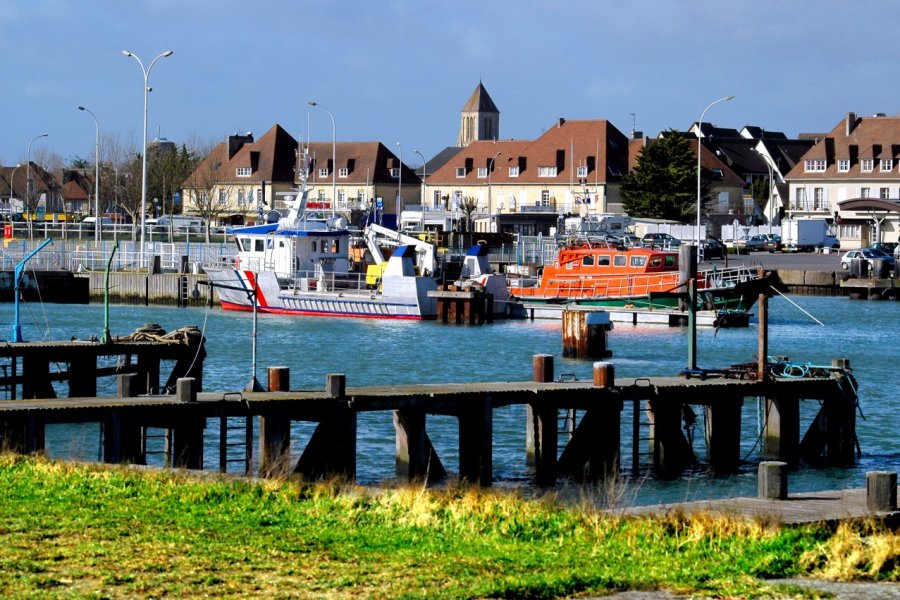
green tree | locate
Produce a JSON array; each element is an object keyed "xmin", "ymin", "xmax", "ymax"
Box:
[
  {"xmin": 620, "ymin": 130, "xmax": 711, "ymax": 221},
  {"xmin": 750, "ymin": 177, "xmax": 769, "ymax": 224}
]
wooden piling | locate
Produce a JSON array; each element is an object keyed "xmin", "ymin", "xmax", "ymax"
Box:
[
  {"xmin": 259, "ymin": 411, "xmax": 291, "ymax": 477},
  {"xmin": 866, "ymin": 471, "xmax": 898, "ymax": 512},
  {"xmin": 706, "ymin": 397, "xmax": 743, "ymax": 473},
  {"xmin": 268, "ymin": 366, "xmax": 290, "ymax": 392},
  {"xmin": 393, "ymin": 408, "xmax": 446, "ymax": 482},
  {"xmin": 764, "ymin": 396, "xmax": 800, "ymax": 464},
  {"xmin": 458, "ymin": 397, "xmax": 492, "ymax": 485},
  {"xmin": 527, "ymin": 354, "xmax": 554, "ymax": 467},
  {"xmin": 562, "ymin": 309, "xmax": 612, "ymax": 359}
]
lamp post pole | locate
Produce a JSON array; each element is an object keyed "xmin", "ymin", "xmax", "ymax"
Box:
[
  {"xmin": 487, "ymin": 151, "xmax": 501, "ymax": 233},
  {"xmin": 755, "ymin": 149, "xmax": 777, "ymax": 224},
  {"xmin": 695, "ymin": 95, "xmax": 734, "ymax": 257},
  {"xmin": 9, "ymin": 163, "xmax": 21, "ymax": 218},
  {"xmin": 413, "ymin": 149, "xmax": 426, "ymax": 210},
  {"xmin": 122, "ymin": 49, "xmax": 173, "ymax": 270},
  {"xmin": 308, "ymin": 101, "xmax": 336, "ymax": 217},
  {"xmin": 396, "ymin": 142, "xmax": 402, "ymax": 228},
  {"xmin": 78, "ymin": 106, "xmax": 101, "ymax": 242},
  {"xmin": 27, "ymin": 133, "xmax": 49, "ymax": 220}
]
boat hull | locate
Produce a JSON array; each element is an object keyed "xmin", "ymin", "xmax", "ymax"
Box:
[{"xmin": 204, "ymin": 267, "xmax": 438, "ymax": 320}]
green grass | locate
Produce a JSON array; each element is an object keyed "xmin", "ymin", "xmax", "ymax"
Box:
[{"xmin": 0, "ymin": 454, "xmax": 898, "ymax": 598}]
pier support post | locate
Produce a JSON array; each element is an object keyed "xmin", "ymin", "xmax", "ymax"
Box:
[
  {"xmin": 259, "ymin": 411, "xmax": 292, "ymax": 477},
  {"xmin": 458, "ymin": 397, "xmax": 493, "ymax": 486},
  {"xmin": 102, "ymin": 412, "xmax": 144, "ymax": 465},
  {"xmin": 295, "ymin": 374, "xmax": 356, "ymax": 480},
  {"xmin": 268, "ymin": 366, "xmax": 290, "ymax": 392},
  {"xmin": 0, "ymin": 416, "xmax": 45, "ymax": 454},
  {"xmin": 527, "ymin": 354, "xmax": 554, "ymax": 467},
  {"xmin": 706, "ymin": 397, "xmax": 743, "ymax": 474},
  {"xmin": 68, "ymin": 354, "xmax": 97, "ymax": 398},
  {"xmin": 647, "ymin": 399, "xmax": 695, "ymax": 474},
  {"xmin": 136, "ymin": 353, "xmax": 161, "ymax": 395},
  {"xmin": 758, "ymin": 461, "xmax": 788, "ymax": 499},
  {"xmin": 764, "ymin": 396, "xmax": 799, "ymax": 464},
  {"xmin": 171, "ymin": 416, "xmax": 205, "ymax": 470},
  {"xmin": 393, "ymin": 408, "xmax": 447, "ymax": 482},
  {"xmin": 22, "ymin": 355, "xmax": 55, "ymax": 399},
  {"xmin": 562, "ymin": 310, "xmax": 612, "ymax": 359},
  {"xmin": 866, "ymin": 471, "xmax": 898, "ymax": 512}
]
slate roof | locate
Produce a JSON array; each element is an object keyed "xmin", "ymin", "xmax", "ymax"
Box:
[{"xmin": 461, "ymin": 82, "xmax": 499, "ymax": 114}]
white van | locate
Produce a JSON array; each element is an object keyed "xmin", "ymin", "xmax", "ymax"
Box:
[
  {"xmin": 148, "ymin": 216, "xmax": 205, "ymax": 233},
  {"xmin": 82, "ymin": 217, "xmax": 113, "ymax": 227}
]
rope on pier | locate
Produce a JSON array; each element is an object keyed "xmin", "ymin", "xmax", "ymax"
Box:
[{"xmin": 116, "ymin": 323, "xmax": 204, "ymax": 345}]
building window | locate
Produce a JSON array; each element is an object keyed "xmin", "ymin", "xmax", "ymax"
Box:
[
  {"xmin": 538, "ymin": 166, "xmax": 557, "ymax": 177},
  {"xmin": 477, "ymin": 167, "xmax": 488, "ymax": 178},
  {"xmin": 861, "ymin": 159, "xmax": 874, "ymax": 172},
  {"xmin": 455, "ymin": 167, "xmax": 466, "ymax": 178},
  {"xmin": 540, "ymin": 190, "xmax": 551, "ymax": 205},
  {"xmin": 804, "ymin": 160, "xmax": 826, "ymax": 172},
  {"xmin": 338, "ymin": 190, "xmax": 347, "ymax": 203},
  {"xmin": 508, "ymin": 166, "xmax": 519, "ymax": 177},
  {"xmin": 338, "ymin": 168, "xmax": 348, "ymax": 178},
  {"xmin": 577, "ymin": 165, "xmax": 588, "ymax": 178},
  {"xmin": 217, "ymin": 190, "xmax": 227, "ymax": 204},
  {"xmin": 814, "ymin": 188, "xmax": 823, "ymax": 209},
  {"xmin": 837, "ymin": 159, "xmax": 850, "ymax": 172},
  {"xmin": 861, "ymin": 187, "xmax": 870, "ymax": 198},
  {"xmin": 881, "ymin": 187, "xmax": 891, "ymax": 199},
  {"xmin": 318, "ymin": 168, "xmax": 329, "ymax": 178},
  {"xmin": 391, "ymin": 168, "xmax": 400, "ymax": 179},
  {"xmin": 796, "ymin": 188, "xmax": 806, "ymax": 209},
  {"xmin": 236, "ymin": 167, "xmax": 252, "ymax": 177}
]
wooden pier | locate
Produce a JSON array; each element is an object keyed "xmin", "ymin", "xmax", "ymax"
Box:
[{"xmin": 0, "ymin": 352, "xmax": 859, "ymax": 486}]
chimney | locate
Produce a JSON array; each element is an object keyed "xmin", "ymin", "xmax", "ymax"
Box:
[
  {"xmin": 557, "ymin": 117, "xmax": 565, "ymax": 128},
  {"xmin": 846, "ymin": 112, "xmax": 857, "ymax": 136},
  {"xmin": 632, "ymin": 130, "xmax": 644, "ymax": 140},
  {"xmin": 227, "ymin": 132, "xmax": 254, "ymax": 159}
]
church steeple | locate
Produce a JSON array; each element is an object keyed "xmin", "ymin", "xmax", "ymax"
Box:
[{"xmin": 457, "ymin": 81, "xmax": 500, "ymax": 147}]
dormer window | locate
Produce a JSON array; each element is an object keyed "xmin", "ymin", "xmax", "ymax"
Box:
[
  {"xmin": 576, "ymin": 165, "xmax": 588, "ymax": 178},
  {"xmin": 837, "ymin": 159, "xmax": 850, "ymax": 173},
  {"xmin": 319, "ymin": 168, "xmax": 329, "ymax": 178},
  {"xmin": 861, "ymin": 159, "xmax": 874, "ymax": 172},
  {"xmin": 508, "ymin": 166, "xmax": 519, "ymax": 177},
  {"xmin": 391, "ymin": 168, "xmax": 400, "ymax": 178},
  {"xmin": 455, "ymin": 167, "xmax": 466, "ymax": 178},
  {"xmin": 804, "ymin": 160, "xmax": 826, "ymax": 172},
  {"xmin": 538, "ymin": 166, "xmax": 557, "ymax": 177},
  {"xmin": 338, "ymin": 168, "xmax": 348, "ymax": 178},
  {"xmin": 880, "ymin": 159, "xmax": 894, "ymax": 172},
  {"xmin": 235, "ymin": 167, "xmax": 252, "ymax": 177},
  {"xmin": 477, "ymin": 167, "xmax": 488, "ymax": 178}
]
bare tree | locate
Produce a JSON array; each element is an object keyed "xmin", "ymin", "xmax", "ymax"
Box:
[{"xmin": 183, "ymin": 140, "xmax": 232, "ymax": 242}]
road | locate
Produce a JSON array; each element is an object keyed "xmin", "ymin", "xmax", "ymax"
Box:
[{"xmin": 703, "ymin": 250, "xmax": 844, "ymax": 272}]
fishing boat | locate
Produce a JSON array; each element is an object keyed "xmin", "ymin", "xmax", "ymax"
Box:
[
  {"xmin": 507, "ymin": 240, "xmax": 771, "ymax": 313},
  {"xmin": 203, "ymin": 154, "xmax": 438, "ymax": 320}
]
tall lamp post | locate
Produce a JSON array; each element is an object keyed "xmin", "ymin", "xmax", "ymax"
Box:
[
  {"xmin": 122, "ymin": 49, "xmax": 173, "ymax": 269},
  {"xmin": 413, "ymin": 149, "xmax": 426, "ymax": 209},
  {"xmin": 487, "ymin": 151, "xmax": 501, "ymax": 233},
  {"xmin": 308, "ymin": 101, "xmax": 336, "ymax": 217},
  {"xmin": 78, "ymin": 106, "xmax": 101, "ymax": 242},
  {"xmin": 754, "ymin": 149, "xmax": 777, "ymax": 224},
  {"xmin": 27, "ymin": 133, "xmax": 49, "ymax": 220},
  {"xmin": 8, "ymin": 163, "xmax": 21, "ymax": 217},
  {"xmin": 396, "ymin": 142, "xmax": 402, "ymax": 228},
  {"xmin": 695, "ymin": 95, "xmax": 734, "ymax": 256}
]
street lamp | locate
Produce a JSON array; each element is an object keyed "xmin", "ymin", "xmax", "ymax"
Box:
[
  {"xmin": 487, "ymin": 151, "xmax": 501, "ymax": 233},
  {"xmin": 8, "ymin": 163, "xmax": 21, "ymax": 216},
  {"xmin": 27, "ymin": 133, "xmax": 49, "ymax": 220},
  {"xmin": 308, "ymin": 101, "xmax": 336, "ymax": 217},
  {"xmin": 695, "ymin": 95, "xmax": 734, "ymax": 257},
  {"xmin": 122, "ymin": 48, "xmax": 174, "ymax": 270},
  {"xmin": 396, "ymin": 142, "xmax": 402, "ymax": 228},
  {"xmin": 78, "ymin": 106, "xmax": 101, "ymax": 242},
  {"xmin": 413, "ymin": 149, "xmax": 426, "ymax": 209}
]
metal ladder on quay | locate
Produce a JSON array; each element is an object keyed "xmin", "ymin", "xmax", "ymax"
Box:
[{"xmin": 219, "ymin": 416, "xmax": 253, "ymax": 475}]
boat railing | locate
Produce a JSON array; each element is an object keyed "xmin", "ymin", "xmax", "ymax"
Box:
[
  {"xmin": 509, "ymin": 271, "xmax": 683, "ymax": 299},
  {"xmin": 286, "ymin": 269, "xmax": 371, "ymax": 293},
  {"xmin": 700, "ymin": 265, "xmax": 759, "ymax": 290}
]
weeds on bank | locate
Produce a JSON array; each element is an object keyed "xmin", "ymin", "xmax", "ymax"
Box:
[{"xmin": 0, "ymin": 453, "xmax": 898, "ymax": 598}]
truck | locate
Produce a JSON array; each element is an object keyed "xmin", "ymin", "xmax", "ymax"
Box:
[{"xmin": 780, "ymin": 218, "xmax": 840, "ymax": 252}]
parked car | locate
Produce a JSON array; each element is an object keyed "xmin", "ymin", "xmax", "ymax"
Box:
[
  {"xmin": 701, "ymin": 236, "xmax": 725, "ymax": 260},
  {"xmin": 641, "ymin": 232, "xmax": 681, "ymax": 249},
  {"xmin": 763, "ymin": 234, "xmax": 783, "ymax": 252},
  {"xmin": 733, "ymin": 234, "xmax": 769, "ymax": 251},
  {"xmin": 840, "ymin": 248, "xmax": 896, "ymax": 272},
  {"xmin": 868, "ymin": 242, "xmax": 897, "ymax": 256}
]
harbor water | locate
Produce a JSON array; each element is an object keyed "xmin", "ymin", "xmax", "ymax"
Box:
[{"xmin": 5, "ymin": 295, "xmax": 899, "ymax": 507}]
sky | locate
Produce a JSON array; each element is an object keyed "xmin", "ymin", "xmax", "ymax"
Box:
[{"xmin": 2, "ymin": 0, "xmax": 898, "ymax": 168}]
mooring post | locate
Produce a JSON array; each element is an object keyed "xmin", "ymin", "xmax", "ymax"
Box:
[
  {"xmin": 527, "ymin": 354, "xmax": 554, "ymax": 468},
  {"xmin": 268, "ymin": 366, "xmax": 290, "ymax": 392},
  {"xmin": 326, "ymin": 373, "xmax": 346, "ymax": 398},
  {"xmin": 866, "ymin": 471, "xmax": 898, "ymax": 512},
  {"xmin": 758, "ymin": 461, "xmax": 788, "ymax": 500},
  {"xmin": 593, "ymin": 362, "xmax": 615, "ymax": 387},
  {"xmin": 176, "ymin": 377, "xmax": 196, "ymax": 403},
  {"xmin": 117, "ymin": 373, "xmax": 138, "ymax": 398}
]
